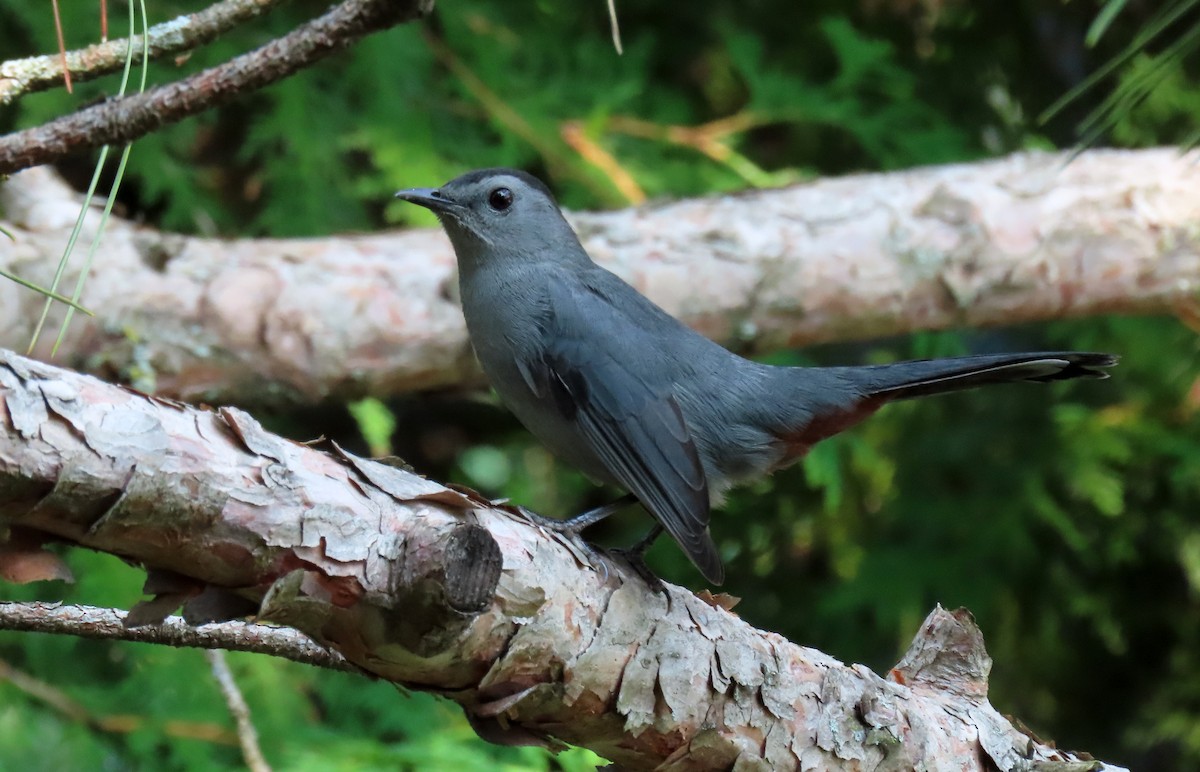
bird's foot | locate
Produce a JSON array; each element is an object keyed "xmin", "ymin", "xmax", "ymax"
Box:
[
  {"xmin": 513, "ymin": 494, "xmax": 635, "ymax": 536},
  {"xmin": 511, "ymin": 499, "xmax": 632, "ymax": 582},
  {"xmin": 513, "ymin": 506, "xmax": 587, "ymax": 535},
  {"xmin": 609, "ymin": 524, "xmax": 667, "ymax": 594},
  {"xmin": 609, "ymin": 547, "xmax": 666, "ymax": 594},
  {"xmin": 511, "ymin": 496, "xmax": 664, "ymax": 587}
]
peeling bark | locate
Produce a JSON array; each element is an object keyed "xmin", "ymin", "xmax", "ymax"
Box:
[
  {"xmin": 1, "ymin": 148, "xmax": 1196, "ymax": 406},
  {"xmin": 0, "ymin": 349, "xmax": 1126, "ymax": 771}
]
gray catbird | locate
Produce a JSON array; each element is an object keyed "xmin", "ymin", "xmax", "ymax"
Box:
[{"xmin": 396, "ymin": 168, "xmax": 1116, "ymax": 585}]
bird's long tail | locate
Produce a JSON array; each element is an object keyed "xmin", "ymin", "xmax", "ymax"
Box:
[
  {"xmin": 768, "ymin": 352, "xmax": 1117, "ymax": 461},
  {"xmin": 846, "ymin": 351, "xmax": 1117, "ymax": 401}
]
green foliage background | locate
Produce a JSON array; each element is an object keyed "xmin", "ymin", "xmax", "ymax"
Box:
[{"xmin": 2, "ymin": 1, "xmax": 1199, "ymax": 770}]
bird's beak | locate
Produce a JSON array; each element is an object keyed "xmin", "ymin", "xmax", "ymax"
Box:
[{"xmin": 394, "ymin": 187, "xmax": 463, "ymax": 214}]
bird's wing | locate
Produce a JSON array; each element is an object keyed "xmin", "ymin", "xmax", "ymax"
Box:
[{"xmin": 519, "ymin": 273, "xmax": 722, "ymax": 584}]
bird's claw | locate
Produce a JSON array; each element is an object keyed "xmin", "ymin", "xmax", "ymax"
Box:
[
  {"xmin": 511, "ymin": 500, "xmax": 662, "ymax": 588},
  {"xmin": 513, "ymin": 505, "xmax": 581, "ymax": 533},
  {"xmin": 608, "ymin": 546, "xmax": 667, "ymax": 594},
  {"xmin": 512, "ymin": 506, "xmax": 612, "ymax": 580}
]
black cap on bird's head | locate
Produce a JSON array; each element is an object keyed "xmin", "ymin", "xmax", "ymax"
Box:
[{"xmin": 395, "ymin": 168, "xmax": 572, "ymax": 257}]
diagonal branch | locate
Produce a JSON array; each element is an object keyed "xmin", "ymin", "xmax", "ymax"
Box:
[
  {"xmin": 0, "ymin": 348, "xmax": 1127, "ymax": 771},
  {"xmin": 0, "ymin": 0, "xmax": 432, "ymax": 175},
  {"xmin": 0, "ymin": 654, "xmax": 240, "ymax": 744},
  {"xmin": 206, "ymin": 649, "xmax": 272, "ymax": 772},
  {"xmin": 0, "ymin": 0, "xmax": 293, "ymax": 106}
]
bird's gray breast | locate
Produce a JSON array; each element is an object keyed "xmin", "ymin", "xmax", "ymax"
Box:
[{"xmin": 459, "ymin": 265, "xmax": 620, "ymax": 485}]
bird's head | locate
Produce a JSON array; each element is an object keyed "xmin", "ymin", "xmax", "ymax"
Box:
[{"xmin": 395, "ymin": 168, "xmax": 582, "ymax": 267}]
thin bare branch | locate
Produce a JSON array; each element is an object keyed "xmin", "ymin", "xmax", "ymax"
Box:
[
  {"xmin": 561, "ymin": 120, "xmax": 646, "ymax": 204},
  {"xmin": 0, "ymin": 0, "xmax": 432, "ymax": 175},
  {"xmin": 0, "ymin": 657, "xmax": 89, "ymax": 721},
  {"xmin": 49, "ymin": 0, "xmax": 72, "ymax": 94},
  {"xmin": 606, "ymin": 0, "xmax": 623, "ymax": 55},
  {"xmin": 206, "ymin": 650, "xmax": 272, "ymax": 772},
  {"xmin": 0, "ymin": 602, "xmax": 357, "ymax": 673},
  {"xmin": 0, "ymin": 655, "xmax": 240, "ymax": 744},
  {"xmin": 0, "ymin": 0, "xmax": 294, "ymax": 106}
]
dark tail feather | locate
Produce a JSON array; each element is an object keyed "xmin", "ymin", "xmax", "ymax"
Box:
[
  {"xmin": 852, "ymin": 352, "xmax": 1117, "ymax": 401},
  {"xmin": 693, "ymin": 531, "xmax": 724, "ymax": 585}
]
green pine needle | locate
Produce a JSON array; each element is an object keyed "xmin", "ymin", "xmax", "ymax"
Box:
[
  {"xmin": 27, "ymin": 0, "xmax": 152, "ymax": 356},
  {"xmin": 0, "ymin": 266, "xmax": 95, "ymax": 315}
]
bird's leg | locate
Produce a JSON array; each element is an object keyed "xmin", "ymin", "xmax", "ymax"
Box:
[
  {"xmin": 511, "ymin": 494, "xmax": 639, "ymax": 582},
  {"xmin": 611, "ymin": 524, "xmax": 667, "ymax": 594},
  {"xmin": 515, "ymin": 493, "xmax": 637, "ymax": 535}
]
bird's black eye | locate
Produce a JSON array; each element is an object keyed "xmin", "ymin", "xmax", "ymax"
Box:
[{"xmin": 488, "ymin": 187, "xmax": 514, "ymax": 211}]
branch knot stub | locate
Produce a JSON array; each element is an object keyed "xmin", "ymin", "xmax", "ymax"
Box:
[{"xmin": 442, "ymin": 523, "xmax": 502, "ymax": 613}]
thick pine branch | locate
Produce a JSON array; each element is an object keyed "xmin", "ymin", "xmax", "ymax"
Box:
[
  {"xmin": 0, "ymin": 348, "xmax": 1125, "ymax": 771},
  {"xmin": 2, "ymin": 148, "xmax": 1196, "ymax": 405}
]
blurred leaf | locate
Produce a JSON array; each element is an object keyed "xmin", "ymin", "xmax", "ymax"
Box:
[
  {"xmin": 348, "ymin": 397, "xmax": 397, "ymax": 458},
  {"xmin": 1087, "ymin": 0, "xmax": 1132, "ymax": 47}
]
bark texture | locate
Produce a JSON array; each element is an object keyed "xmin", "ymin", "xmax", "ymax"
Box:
[
  {"xmin": 0, "ymin": 348, "xmax": 1126, "ymax": 771},
  {"xmin": 2, "ymin": 148, "xmax": 1197, "ymax": 405},
  {"xmin": 0, "ymin": 602, "xmax": 356, "ymax": 672}
]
